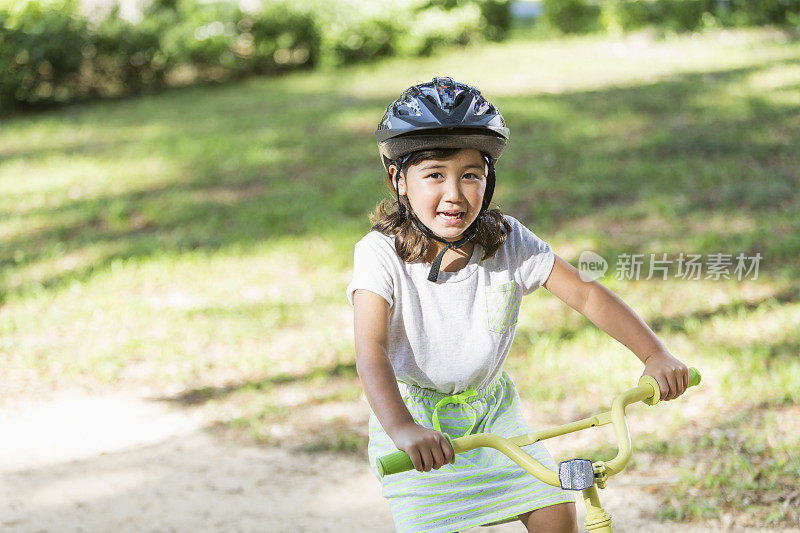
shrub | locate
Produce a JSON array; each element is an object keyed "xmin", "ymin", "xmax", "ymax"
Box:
[
  {"xmin": 157, "ymin": 0, "xmax": 318, "ymax": 78},
  {"xmin": 244, "ymin": 3, "xmax": 319, "ymax": 73},
  {"xmin": 542, "ymin": 0, "xmax": 601, "ymax": 34},
  {"xmin": 656, "ymin": 0, "xmax": 713, "ymax": 32},
  {"xmin": 721, "ymin": 0, "xmax": 800, "ymax": 26},
  {"xmin": 160, "ymin": 0, "xmax": 245, "ymax": 70},
  {"xmin": 545, "ymin": 0, "xmax": 800, "ymax": 35},
  {"xmin": 0, "ymin": 0, "xmax": 511, "ymax": 111},
  {"xmin": 426, "ymin": 0, "xmax": 513, "ymax": 41},
  {"xmin": 86, "ymin": 4, "xmax": 176, "ymax": 96},
  {"xmin": 0, "ymin": 0, "xmax": 86, "ymax": 107},
  {"xmin": 301, "ymin": 0, "xmax": 492, "ymax": 67},
  {"xmin": 478, "ymin": 0, "xmax": 514, "ymax": 41},
  {"xmin": 303, "ymin": 0, "xmax": 402, "ymax": 67},
  {"xmin": 394, "ymin": 3, "xmax": 484, "ymax": 57}
]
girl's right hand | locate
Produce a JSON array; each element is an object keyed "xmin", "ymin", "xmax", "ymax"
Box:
[{"xmin": 388, "ymin": 421, "xmax": 455, "ymax": 472}]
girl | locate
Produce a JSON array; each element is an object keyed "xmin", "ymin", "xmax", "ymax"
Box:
[{"xmin": 346, "ymin": 77, "xmax": 689, "ymax": 533}]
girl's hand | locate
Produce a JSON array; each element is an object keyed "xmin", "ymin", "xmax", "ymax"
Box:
[
  {"xmin": 388, "ymin": 421, "xmax": 455, "ymax": 472},
  {"xmin": 642, "ymin": 350, "xmax": 690, "ymax": 401}
]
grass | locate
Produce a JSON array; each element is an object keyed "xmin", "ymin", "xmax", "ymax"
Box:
[
  {"xmin": 649, "ymin": 403, "xmax": 800, "ymax": 526},
  {"xmin": 1, "ymin": 25, "xmax": 800, "ymax": 527}
]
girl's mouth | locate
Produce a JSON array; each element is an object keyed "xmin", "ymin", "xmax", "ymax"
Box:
[{"xmin": 437, "ymin": 211, "xmax": 465, "ymax": 225}]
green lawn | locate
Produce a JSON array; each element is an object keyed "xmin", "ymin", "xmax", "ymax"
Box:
[{"xmin": 1, "ymin": 26, "xmax": 799, "ymax": 527}]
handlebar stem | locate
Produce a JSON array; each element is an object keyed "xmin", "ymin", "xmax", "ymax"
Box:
[{"xmin": 603, "ymin": 377, "xmax": 661, "ymax": 475}]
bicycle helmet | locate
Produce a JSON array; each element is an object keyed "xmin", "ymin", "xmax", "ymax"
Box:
[
  {"xmin": 375, "ymin": 77, "xmax": 510, "ymax": 282},
  {"xmin": 376, "ymin": 77, "xmax": 509, "ymax": 167}
]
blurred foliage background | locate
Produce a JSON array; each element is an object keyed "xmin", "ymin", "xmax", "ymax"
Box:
[
  {"xmin": 1, "ymin": 0, "xmax": 510, "ymax": 110},
  {"xmin": 2, "ymin": 0, "xmax": 800, "ymax": 529},
  {"xmin": 3, "ymin": 0, "xmax": 800, "ymax": 111}
]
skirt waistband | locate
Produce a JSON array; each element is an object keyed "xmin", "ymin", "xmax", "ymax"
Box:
[{"xmin": 397, "ymin": 371, "xmax": 507, "ymax": 403}]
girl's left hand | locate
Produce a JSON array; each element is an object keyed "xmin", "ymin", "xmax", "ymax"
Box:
[{"xmin": 641, "ymin": 351, "xmax": 690, "ymax": 401}]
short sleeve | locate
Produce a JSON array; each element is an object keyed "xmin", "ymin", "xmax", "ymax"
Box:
[
  {"xmin": 345, "ymin": 235, "xmax": 395, "ymax": 307},
  {"xmin": 509, "ymin": 217, "xmax": 556, "ymax": 296}
]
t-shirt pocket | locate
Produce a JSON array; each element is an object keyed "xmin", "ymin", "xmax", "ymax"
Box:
[{"xmin": 485, "ymin": 281, "xmax": 520, "ymax": 334}]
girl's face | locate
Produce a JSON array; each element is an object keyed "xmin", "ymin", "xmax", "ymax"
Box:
[{"xmin": 394, "ymin": 148, "xmax": 487, "ymax": 242}]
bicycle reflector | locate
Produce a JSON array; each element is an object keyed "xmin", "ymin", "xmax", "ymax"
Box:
[{"xmin": 558, "ymin": 459, "xmax": 595, "ymax": 491}]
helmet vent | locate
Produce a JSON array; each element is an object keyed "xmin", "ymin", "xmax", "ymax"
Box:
[
  {"xmin": 394, "ymin": 95, "xmax": 421, "ymax": 116},
  {"xmin": 474, "ymin": 98, "xmax": 491, "ymax": 115}
]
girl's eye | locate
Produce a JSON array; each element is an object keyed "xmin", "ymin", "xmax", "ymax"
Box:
[{"xmin": 423, "ymin": 172, "xmax": 483, "ymax": 180}]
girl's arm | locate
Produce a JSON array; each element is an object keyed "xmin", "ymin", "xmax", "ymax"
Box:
[
  {"xmin": 543, "ymin": 255, "xmax": 690, "ymax": 401},
  {"xmin": 352, "ymin": 289, "xmax": 454, "ymax": 471}
]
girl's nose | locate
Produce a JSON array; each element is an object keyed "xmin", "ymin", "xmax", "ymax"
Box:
[{"xmin": 442, "ymin": 176, "xmax": 465, "ymax": 201}]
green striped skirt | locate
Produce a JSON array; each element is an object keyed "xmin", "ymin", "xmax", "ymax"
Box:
[{"xmin": 368, "ymin": 371, "xmax": 574, "ymax": 533}]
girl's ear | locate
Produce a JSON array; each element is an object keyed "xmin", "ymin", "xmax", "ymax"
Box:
[{"xmin": 390, "ymin": 165, "xmax": 407, "ymax": 196}]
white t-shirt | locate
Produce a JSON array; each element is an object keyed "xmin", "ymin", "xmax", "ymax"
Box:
[{"xmin": 346, "ymin": 215, "xmax": 555, "ymax": 394}]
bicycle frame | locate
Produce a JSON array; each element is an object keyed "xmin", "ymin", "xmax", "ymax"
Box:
[{"xmin": 377, "ymin": 368, "xmax": 701, "ymax": 532}]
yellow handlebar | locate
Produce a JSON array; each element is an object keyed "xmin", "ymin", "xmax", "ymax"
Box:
[{"xmin": 376, "ymin": 368, "xmax": 702, "ymax": 481}]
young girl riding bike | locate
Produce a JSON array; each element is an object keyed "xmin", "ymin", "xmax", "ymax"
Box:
[{"xmin": 346, "ymin": 77, "xmax": 690, "ymax": 533}]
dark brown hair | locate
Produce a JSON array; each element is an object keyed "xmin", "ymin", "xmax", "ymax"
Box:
[{"xmin": 370, "ymin": 148, "xmax": 511, "ymax": 263}]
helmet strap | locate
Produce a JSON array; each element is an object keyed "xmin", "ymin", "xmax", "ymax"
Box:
[
  {"xmin": 483, "ymin": 156, "xmax": 496, "ymax": 210},
  {"xmin": 392, "ymin": 155, "xmax": 409, "ymax": 217},
  {"xmin": 410, "ymin": 213, "xmax": 481, "ymax": 282}
]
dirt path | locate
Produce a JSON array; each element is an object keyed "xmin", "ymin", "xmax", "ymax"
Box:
[{"xmin": 0, "ymin": 390, "xmax": 790, "ymax": 532}]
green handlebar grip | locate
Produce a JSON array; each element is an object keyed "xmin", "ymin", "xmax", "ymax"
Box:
[
  {"xmin": 688, "ymin": 367, "xmax": 701, "ymax": 388},
  {"xmin": 642, "ymin": 367, "xmax": 702, "ymax": 405},
  {"xmin": 376, "ymin": 450, "xmax": 414, "ymax": 477},
  {"xmin": 376, "ymin": 435, "xmax": 454, "ymax": 477}
]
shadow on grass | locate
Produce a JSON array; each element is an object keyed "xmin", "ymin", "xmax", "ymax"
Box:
[
  {"xmin": 2, "ymin": 57, "xmax": 800, "ymax": 302},
  {"xmin": 513, "ymin": 284, "xmax": 800, "ymax": 349},
  {"xmin": 643, "ymin": 284, "xmax": 800, "ymax": 333},
  {"xmin": 158, "ymin": 361, "xmax": 357, "ymax": 406}
]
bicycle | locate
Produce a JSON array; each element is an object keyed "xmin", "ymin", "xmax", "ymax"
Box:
[{"xmin": 377, "ymin": 368, "xmax": 702, "ymax": 532}]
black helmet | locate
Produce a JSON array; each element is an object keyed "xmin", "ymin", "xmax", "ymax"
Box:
[{"xmin": 376, "ymin": 77, "xmax": 509, "ymax": 170}]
